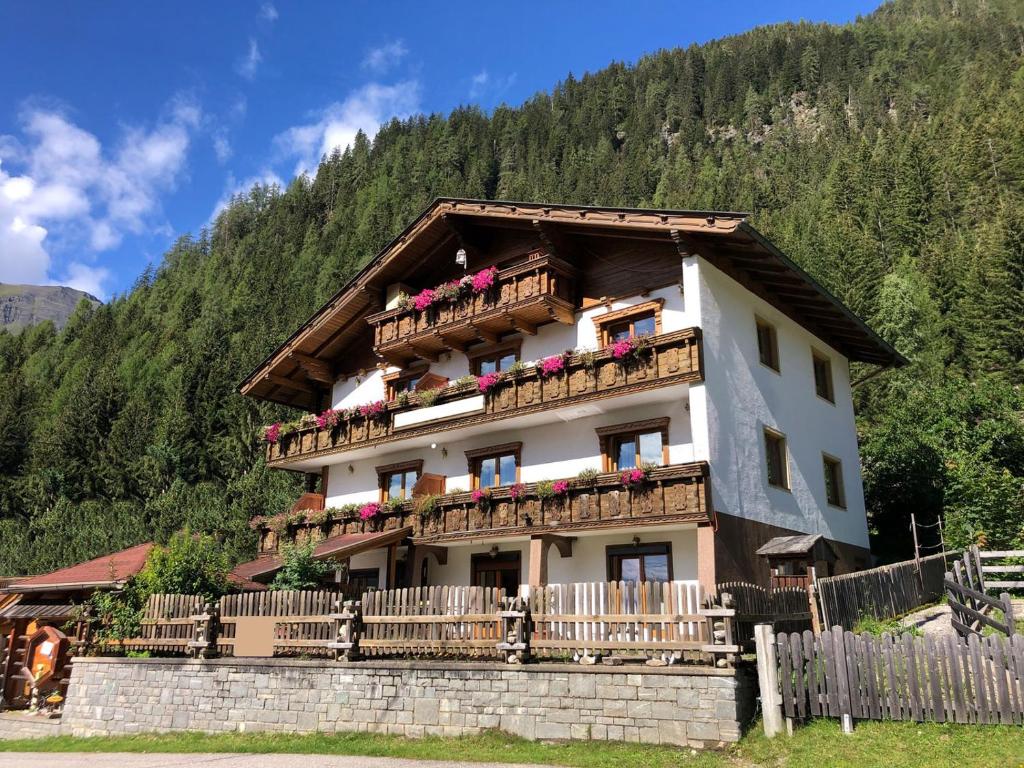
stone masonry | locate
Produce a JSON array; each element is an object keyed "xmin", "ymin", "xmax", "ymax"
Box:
[{"xmin": 62, "ymin": 657, "xmax": 755, "ymax": 748}]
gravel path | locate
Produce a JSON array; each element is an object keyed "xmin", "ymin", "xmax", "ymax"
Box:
[{"xmin": 901, "ymin": 602, "xmax": 952, "ymax": 637}]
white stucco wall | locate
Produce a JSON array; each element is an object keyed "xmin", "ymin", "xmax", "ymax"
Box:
[
  {"xmin": 695, "ymin": 258, "xmax": 869, "ymax": 548},
  {"xmin": 324, "ymin": 395, "xmax": 693, "ymax": 507}
]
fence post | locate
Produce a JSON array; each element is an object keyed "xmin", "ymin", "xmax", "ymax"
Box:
[
  {"xmin": 73, "ymin": 605, "xmax": 93, "ymax": 655},
  {"xmin": 807, "ymin": 575, "xmax": 822, "ymax": 635},
  {"xmin": 497, "ymin": 594, "xmax": 530, "ymax": 664},
  {"xmin": 754, "ymin": 623, "xmax": 784, "ymax": 738},
  {"xmin": 329, "ymin": 599, "xmax": 362, "ymax": 661},
  {"xmin": 1001, "ymin": 593, "xmax": 1016, "ymax": 637},
  {"xmin": 188, "ymin": 600, "xmax": 219, "ymax": 659}
]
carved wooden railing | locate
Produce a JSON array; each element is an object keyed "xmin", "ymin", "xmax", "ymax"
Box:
[
  {"xmin": 365, "ymin": 252, "xmax": 578, "ymax": 364},
  {"xmin": 258, "ymin": 461, "xmax": 710, "ymax": 553},
  {"xmin": 265, "ymin": 328, "xmax": 703, "ymax": 467}
]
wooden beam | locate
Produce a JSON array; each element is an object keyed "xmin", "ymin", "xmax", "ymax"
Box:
[
  {"xmin": 408, "ymin": 344, "xmax": 440, "ymax": 363},
  {"xmin": 507, "ymin": 313, "xmax": 537, "ymax": 336},
  {"xmin": 265, "ymin": 373, "xmax": 316, "ymax": 395},
  {"xmin": 435, "ymin": 332, "xmax": 468, "ymax": 352},
  {"xmin": 532, "ymin": 219, "xmax": 582, "ymax": 263},
  {"xmin": 469, "ymin": 324, "xmax": 499, "ymax": 344},
  {"xmin": 288, "ymin": 351, "xmax": 334, "ymax": 384},
  {"xmin": 441, "ymin": 213, "xmax": 485, "ymax": 263}
]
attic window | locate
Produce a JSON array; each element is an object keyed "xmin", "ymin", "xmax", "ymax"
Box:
[
  {"xmin": 812, "ymin": 350, "xmax": 834, "ymax": 403},
  {"xmin": 756, "ymin": 317, "xmax": 780, "ymax": 372}
]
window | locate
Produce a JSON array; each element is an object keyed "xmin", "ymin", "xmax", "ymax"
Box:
[
  {"xmin": 469, "ymin": 341, "xmax": 522, "ymax": 376},
  {"xmin": 348, "ymin": 568, "xmax": 380, "ymax": 594},
  {"xmin": 607, "ymin": 543, "xmax": 673, "ymax": 582},
  {"xmin": 596, "ymin": 418, "xmax": 669, "ymax": 472},
  {"xmin": 471, "ymin": 552, "xmax": 521, "ymax": 592},
  {"xmin": 764, "ymin": 428, "xmax": 789, "ymax": 490},
  {"xmin": 756, "ymin": 317, "xmax": 780, "ymax": 372},
  {"xmin": 812, "ymin": 350, "xmax": 834, "ymax": 403},
  {"xmin": 823, "ymin": 454, "xmax": 845, "ymax": 508},
  {"xmin": 466, "ymin": 442, "xmax": 521, "ymax": 489},
  {"xmin": 377, "ymin": 460, "xmax": 423, "ymax": 501},
  {"xmin": 384, "ymin": 367, "xmax": 427, "ymax": 400},
  {"xmin": 594, "ymin": 299, "xmax": 664, "ymax": 346}
]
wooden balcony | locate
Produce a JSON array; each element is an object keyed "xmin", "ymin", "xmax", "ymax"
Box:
[
  {"xmin": 366, "ymin": 252, "xmax": 578, "ymax": 365},
  {"xmin": 258, "ymin": 461, "xmax": 711, "ymax": 553},
  {"xmin": 264, "ymin": 328, "xmax": 704, "ymax": 468}
]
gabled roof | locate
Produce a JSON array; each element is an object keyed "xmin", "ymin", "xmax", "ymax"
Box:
[
  {"xmin": 756, "ymin": 534, "xmax": 838, "ymax": 562},
  {"xmin": 231, "ymin": 527, "xmax": 412, "ymax": 583},
  {"xmin": 4, "ymin": 542, "xmax": 154, "ymax": 593},
  {"xmin": 239, "ymin": 198, "xmax": 905, "ymax": 408}
]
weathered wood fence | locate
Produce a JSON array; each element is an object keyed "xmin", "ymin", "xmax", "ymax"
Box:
[
  {"xmin": 757, "ymin": 625, "xmax": 1024, "ymax": 732},
  {"xmin": 816, "ymin": 552, "xmax": 950, "ymax": 630},
  {"xmin": 977, "ymin": 548, "xmax": 1024, "ymax": 591},
  {"xmin": 718, "ymin": 581, "xmax": 812, "ymax": 648},
  {"xmin": 97, "ymin": 581, "xmax": 737, "ymax": 666},
  {"xmin": 945, "ymin": 547, "xmax": 1017, "ymax": 638}
]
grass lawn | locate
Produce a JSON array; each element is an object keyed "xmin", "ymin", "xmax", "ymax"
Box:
[{"xmin": 2, "ymin": 719, "xmax": 1023, "ymax": 768}]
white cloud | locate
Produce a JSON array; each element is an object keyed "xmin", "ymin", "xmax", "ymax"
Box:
[
  {"xmin": 236, "ymin": 38, "xmax": 262, "ymax": 80},
  {"xmin": 469, "ymin": 69, "xmax": 517, "ymax": 101},
  {"xmin": 274, "ymin": 81, "xmax": 420, "ymax": 175},
  {"xmin": 213, "ymin": 131, "xmax": 232, "ymax": 164},
  {"xmin": 259, "ymin": 2, "xmax": 278, "ymax": 21},
  {"xmin": 362, "ymin": 40, "xmax": 408, "ymax": 74},
  {"xmin": 61, "ymin": 262, "xmax": 111, "ymax": 299},
  {"xmin": 0, "ymin": 98, "xmax": 201, "ymax": 299}
]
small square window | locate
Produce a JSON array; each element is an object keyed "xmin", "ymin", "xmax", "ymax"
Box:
[
  {"xmin": 596, "ymin": 419, "xmax": 669, "ymax": 472},
  {"xmin": 823, "ymin": 454, "xmax": 845, "ymax": 508},
  {"xmin": 764, "ymin": 429, "xmax": 789, "ymax": 490},
  {"xmin": 812, "ymin": 351, "xmax": 834, "ymax": 403},
  {"xmin": 467, "ymin": 443, "xmax": 521, "ymax": 489},
  {"xmin": 756, "ymin": 318, "xmax": 780, "ymax": 372},
  {"xmin": 377, "ymin": 461, "xmax": 423, "ymax": 502}
]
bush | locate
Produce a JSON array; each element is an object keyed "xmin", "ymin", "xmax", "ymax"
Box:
[
  {"xmin": 852, "ymin": 615, "xmax": 922, "ymax": 637},
  {"xmin": 269, "ymin": 542, "xmax": 333, "ymax": 591},
  {"xmin": 136, "ymin": 528, "xmax": 232, "ymax": 600}
]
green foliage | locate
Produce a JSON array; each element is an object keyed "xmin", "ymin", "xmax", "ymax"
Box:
[
  {"xmin": 852, "ymin": 615, "xmax": 923, "ymax": 638},
  {"xmin": 136, "ymin": 529, "xmax": 232, "ymax": 599},
  {"xmin": 575, "ymin": 468, "xmax": 599, "ymax": 487},
  {"xmin": 535, "ymin": 480, "xmax": 555, "ymax": 501},
  {"xmin": 417, "ymin": 387, "xmax": 442, "ymax": 407},
  {"xmin": 268, "ymin": 542, "xmax": 333, "ymax": 591},
  {"xmin": 0, "ymin": 0, "xmax": 1023, "ymax": 572}
]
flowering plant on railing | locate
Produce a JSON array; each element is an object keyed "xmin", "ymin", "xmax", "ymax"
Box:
[
  {"xmin": 620, "ymin": 465, "xmax": 654, "ymax": 490},
  {"xmin": 304, "ymin": 508, "xmax": 331, "ymax": 525},
  {"xmin": 359, "ymin": 502, "xmax": 382, "ymax": 521},
  {"xmin": 470, "ymin": 265, "xmax": 497, "ymax": 294},
  {"xmin": 315, "ymin": 408, "xmax": 343, "ymax": 430},
  {"xmin": 264, "ymin": 423, "xmax": 282, "ymax": 444},
  {"xmin": 476, "ymin": 371, "xmax": 503, "ymax": 393},
  {"xmin": 551, "ymin": 480, "xmax": 570, "ymax": 497},
  {"xmin": 607, "ymin": 334, "xmax": 652, "ymax": 366},
  {"xmin": 539, "ymin": 353, "xmax": 567, "ymax": 379},
  {"xmin": 358, "ymin": 400, "xmax": 386, "ymax": 420},
  {"xmin": 412, "ymin": 288, "xmax": 437, "ymax": 312},
  {"xmin": 396, "ymin": 266, "xmax": 501, "ymax": 316},
  {"xmin": 508, "ymin": 483, "xmax": 526, "ymax": 501},
  {"xmin": 471, "ymin": 487, "xmax": 492, "ymax": 511}
]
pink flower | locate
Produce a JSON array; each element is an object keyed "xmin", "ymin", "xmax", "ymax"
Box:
[
  {"xmin": 476, "ymin": 372, "xmax": 502, "ymax": 393},
  {"xmin": 620, "ymin": 467, "xmax": 648, "ymax": 489},
  {"xmin": 358, "ymin": 400, "xmax": 386, "ymax": 419},
  {"xmin": 539, "ymin": 354, "xmax": 565, "ymax": 378},
  {"xmin": 509, "ymin": 483, "xmax": 525, "ymax": 500},
  {"xmin": 359, "ymin": 502, "xmax": 381, "ymax": 521},
  {"xmin": 471, "ymin": 488, "xmax": 491, "ymax": 504},
  {"xmin": 470, "ymin": 266, "xmax": 498, "ymax": 294},
  {"xmin": 264, "ymin": 423, "xmax": 281, "ymax": 444},
  {"xmin": 610, "ymin": 338, "xmax": 635, "ymax": 359},
  {"xmin": 552, "ymin": 480, "xmax": 570, "ymax": 496},
  {"xmin": 316, "ymin": 409, "xmax": 341, "ymax": 430},
  {"xmin": 412, "ymin": 288, "xmax": 436, "ymax": 312}
]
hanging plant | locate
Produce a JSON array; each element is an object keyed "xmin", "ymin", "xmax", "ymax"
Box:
[
  {"xmin": 304, "ymin": 508, "xmax": 330, "ymax": 526},
  {"xmin": 508, "ymin": 483, "xmax": 526, "ymax": 501},
  {"xmin": 471, "ymin": 487, "xmax": 492, "ymax": 511},
  {"xmin": 264, "ymin": 423, "xmax": 282, "ymax": 444},
  {"xmin": 551, "ymin": 480, "xmax": 570, "ymax": 497},
  {"xmin": 539, "ymin": 354, "xmax": 567, "ymax": 378},
  {"xmin": 412, "ymin": 288, "xmax": 437, "ymax": 312},
  {"xmin": 620, "ymin": 466, "xmax": 650, "ymax": 490},
  {"xmin": 470, "ymin": 266, "xmax": 498, "ymax": 294},
  {"xmin": 418, "ymin": 387, "xmax": 443, "ymax": 408},
  {"xmin": 414, "ymin": 494, "xmax": 440, "ymax": 518},
  {"xmin": 315, "ymin": 409, "xmax": 342, "ymax": 430},
  {"xmin": 435, "ymin": 279, "xmax": 464, "ymax": 303},
  {"xmin": 608, "ymin": 335, "xmax": 653, "ymax": 366},
  {"xmin": 358, "ymin": 400, "xmax": 386, "ymax": 420},
  {"xmin": 575, "ymin": 468, "xmax": 599, "ymax": 488}
]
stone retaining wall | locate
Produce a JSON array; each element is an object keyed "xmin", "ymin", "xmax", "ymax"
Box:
[{"xmin": 63, "ymin": 658, "xmax": 755, "ymax": 748}]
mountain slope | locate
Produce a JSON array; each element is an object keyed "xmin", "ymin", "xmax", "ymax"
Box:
[
  {"xmin": 0, "ymin": 0, "xmax": 1021, "ymax": 574},
  {"xmin": 0, "ymin": 284, "xmax": 101, "ymax": 333}
]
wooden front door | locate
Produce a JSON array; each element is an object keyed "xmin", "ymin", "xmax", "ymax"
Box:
[{"xmin": 471, "ymin": 552, "xmax": 521, "ymax": 593}]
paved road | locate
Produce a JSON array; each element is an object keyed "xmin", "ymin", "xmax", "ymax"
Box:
[{"xmin": 0, "ymin": 754, "xmax": 549, "ymax": 768}]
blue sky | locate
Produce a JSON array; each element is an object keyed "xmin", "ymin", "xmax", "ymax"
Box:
[{"xmin": 0, "ymin": 1, "xmax": 880, "ymax": 299}]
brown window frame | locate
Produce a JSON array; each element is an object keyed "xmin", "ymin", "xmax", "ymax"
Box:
[
  {"xmin": 383, "ymin": 365, "xmax": 429, "ymax": 401},
  {"xmin": 812, "ymin": 349, "xmax": 835, "ymax": 403},
  {"xmin": 756, "ymin": 316, "xmax": 780, "ymax": 372},
  {"xmin": 594, "ymin": 299, "xmax": 664, "ymax": 346},
  {"xmin": 763, "ymin": 427, "xmax": 789, "ymax": 491},
  {"xmin": 467, "ymin": 340, "xmax": 522, "ymax": 376},
  {"xmin": 822, "ymin": 453, "xmax": 846, "ymax": 509},
  {"xmin": 606, "ymin": 542, "xmax": 674, "ymax": 582},
  {"xmin": 596, "ymin": 418, "xmax": 669, "ymax": 473},
  {"xmin": 376, "ymin": 459, "xmax": 424, "ymax": 502},
  {"xmin": 465, "ymin": 442, "xmax": 522, "ymax": 489},
  {"xmin": 471, "ymin": 551, "xmax": 522, "ymax": 591}
]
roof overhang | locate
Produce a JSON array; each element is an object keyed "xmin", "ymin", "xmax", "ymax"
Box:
[
  {"xmin": 231, "ymin": 526, "xmax": 412, "ymax": 582},
  {"xmin": 239, "ymin": 198, "xmax": 906, "ymax": 409}
]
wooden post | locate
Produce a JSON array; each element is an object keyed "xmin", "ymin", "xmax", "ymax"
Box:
[
  {"xmin": 497, "ymin": 594, "xmax": 530, "ymax": 664},
  {"xmin": 754, "ymin": 623, "xmax": 784, "ymax": 738},
  {"xmin": 528, "ymin": 535, "xmax": 574, "ymax": 587},
  {"xmin": 937, "ymin": 516, "xmax": 947, "ymax": 563},
  {"xmin": 386, "ymin": 542, "xmax": 398, "ymax": 589},
  {"xmin": 696, "ymin": 523, "xmax": 717, "ymax": 596},
  {"xmin": 187, "ymin": 601, "xmax": 219, "ymax": 659},
  {"xmin": 807, "ymin": 576, "xmax": 823, "ymax": 636},
  {"xmin": 328, "ymin": 599, "xmax": 362, "ymax": 661},
  {"xmin": 1002, "ymin": 593, "xmax": 1016, "ymax": 637}
]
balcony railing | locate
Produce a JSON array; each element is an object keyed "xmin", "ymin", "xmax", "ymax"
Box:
[
  {"xmin": 365, "ymin": 252, "xmax": 578, "ymax": 364},
  {"xmin": 257, "ymin": 461, "xmax": 710, "ymax": 553},
  {"xmin": 264, "ymin": 328, "xmax": 704, "ymax": 467}
]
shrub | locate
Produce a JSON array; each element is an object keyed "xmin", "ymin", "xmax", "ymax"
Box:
[
  {"xmin": 418, "ymin": 387, "xmax": 443, "ymax": 407},
  {"xmin": 269, "ymin": 542, "xmax": 333, "ymax": 591},
  {"xmin": 575, "ymin": 468, "xmax": 599, "ymax": 487},
  {"xmin": 136, "ymin": 528, "xmax": 231, "ymax": 600}
]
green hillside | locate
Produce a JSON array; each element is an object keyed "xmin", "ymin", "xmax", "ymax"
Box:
[{"xmin": 1, "ymin": 0, "xmax": 1022, "ymax": 573}]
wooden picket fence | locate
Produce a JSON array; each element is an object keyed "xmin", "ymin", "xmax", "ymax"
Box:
[
  {"xmin": 359, "ymin": 585, "xmax": 506, "ymax": 658},
  {"xmin": 528, "ymin": 580, "xmax": 713, "ymax": 660},
  {"xmin": 977, "ymin": 549, "xmax": 1024, "ymax": 591},
  {"xmin": 118, "ymin": 593, "xmax": 205, "ymax": 654},
  {"xmin": 718, "ymin": 581, "xmax": 812, "ymax": 648},
  {"xmin": 219, "ymin": 590, "xmax": 344, "ymax": 657},
  {"xmin": 764, "ymin": 627, "xmax": 1024, "ymax": 727},
  {"xmin": 816, "ymin": 552, "xmax": 950, "ymax": 630}
]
